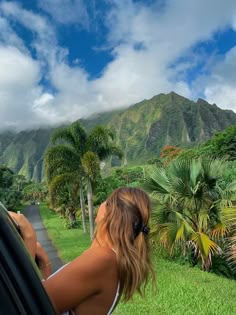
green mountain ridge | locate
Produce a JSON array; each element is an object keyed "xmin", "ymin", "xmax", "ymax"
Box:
[{"xmin": 0, "ymin": 92, "xmax": 236, "ymax": 181}]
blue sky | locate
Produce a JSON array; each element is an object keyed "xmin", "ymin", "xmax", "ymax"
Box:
[{"xmin": 1, "ymin": 0, "xmax": 236, "ymax": 130}]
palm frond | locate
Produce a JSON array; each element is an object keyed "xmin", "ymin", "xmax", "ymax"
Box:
[
  {"xmin": 175, "ymin": 222, "xmax": 185, "ymax": 242},
  {"xmin": 70, "ymin": 121, "xmax": 87, "ymax": 154},
  {"xmin": 48, "ymin": 173, "xmax": 77, "ymax": 208},
  {"xmin": 198, "ymin": 208, "xmax": 210, "ymax": 231},
  {"xmin": 49, "ymin": 173, "xmax": 76, "ymax": 194},
  {"xmin": 144, "ymin": 166, "xmax": 172, "ymax": 195},
  {"xmin": 191, "ymin": 232, "xmax": 222, "ymax": 260},
  {"xmin": 81, "ymin": 151, "xmax": 100, "ymax": 181},
  {"xmin": 158, "ymin": 223, "xmax": 178, "ymax": 248},
  {"xmin": 220, "ymin": 207, "xmax": 236, "ymax": 226},
  {"xmin": 44, "ymin": 145, "xmax": 81, "ymax": 180},
  {"xmin": 151, "ymin": 203, "xmax": 174, "ymax": 224},
  {"xmin": 51, "ymin": 127, "xmax": 76, "ymax": 147},
  {"xmin": 174, "ymin": 211, "xmax": 194, "ymax": 234},
  {"xmin": 87, "ymin": 126, "xmax": 121, "ymax": 161},
  {"xmin": 211, "ymin": 222, "xmax": 229, "ymax": 239},
  {"xmin": 190, "ymin": 158, "xmax": 202, "ymax": 186},
  {"xmin": 221, "ymin": 180, "xmax": 236, "ymax": 202}
]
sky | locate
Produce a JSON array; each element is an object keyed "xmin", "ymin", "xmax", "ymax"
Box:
[{"xmin": 1, "ymin": 0, "xmax": 236, "ymax": 130}]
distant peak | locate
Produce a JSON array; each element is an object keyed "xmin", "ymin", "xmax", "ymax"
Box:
[
  {"xmin": 197, "ymin": 98, "xmax": 209, "ymax": 104},
  {"xmin": 152, "ymin": 91, "xmax": 188, "ymax": 101},
  {"xmin": 169, "ymin": 91, "xmax": 191, "ymax": 99},
  {"xmin": 169, "ymin": 91, "xmax": 181, "ymax": 97}
]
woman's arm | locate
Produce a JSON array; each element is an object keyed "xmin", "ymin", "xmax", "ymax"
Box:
[
  {"xmin": 36, "ymin": 241, "xmax": 52, "ymax": 279},
  {"xmin": 9, "ymin": 212, "xmax": 52, "ymax": 278},
  {"xmin": 9, "ymin": 211, "xmax": 37, "ymax": 258}
]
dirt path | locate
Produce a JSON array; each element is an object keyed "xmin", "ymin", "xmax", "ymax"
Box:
[{"xmin": 23, "ymin": 205, "xmax": 64, "ymax": 273}]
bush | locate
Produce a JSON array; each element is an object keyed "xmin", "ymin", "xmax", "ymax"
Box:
[{"xmin": 64, "ymin": 219, "xmax": 81, "ymax": 229}]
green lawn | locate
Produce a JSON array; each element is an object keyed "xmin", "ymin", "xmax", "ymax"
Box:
[
  {"xmin": 39, "ymin": 204, "xmax": 91, "ymax": 261},
  {"xmin": 39, "ymin": 204, "xmax": 236, "ymax": 315}
]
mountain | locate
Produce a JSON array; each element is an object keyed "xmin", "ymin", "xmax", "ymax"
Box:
[{"xmin": 0, "ymin": 92, "xmax": 236, "ymax": 181}]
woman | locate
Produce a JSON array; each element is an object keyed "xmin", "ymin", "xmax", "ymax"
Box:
[{"xmin": 10, "ymin": 187, "xmax": 155, "ymax": 315}]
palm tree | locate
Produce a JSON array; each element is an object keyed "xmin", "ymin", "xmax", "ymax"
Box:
[
  {"xmin": 44, "ymin": 122, "xmax": 88, "ymax": 232},
  {"xmin": 82, "ymin": 151, "xmax": 100, "ymax": 240},
  {"xmin": 45, "ymin": 122, "xmax": 123, "ymax": 238},
  {"xmin": 83, "ymin": 126, "xmax": 123, "ymax": 239},
  {"xmin": 144, "ymin": 157, "xmax": 236, "ymax": 271}
]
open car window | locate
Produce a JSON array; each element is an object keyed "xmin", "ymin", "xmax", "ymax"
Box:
[{"xmin": 0, "ymin": 203, "xmax": 56, "ymax": 315}]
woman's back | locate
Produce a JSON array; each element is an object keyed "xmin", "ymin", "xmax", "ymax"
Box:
[
  {"xmin": 73, "ymin": 247, "xmax": 120, "ymax": 315},
  {"xmin": 44, "ymin": 247, "xmax": 121, "ymax": 315}
]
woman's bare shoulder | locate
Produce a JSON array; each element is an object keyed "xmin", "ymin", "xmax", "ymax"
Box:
[
  {"xmin": 43, "ymin": 246, "xmax": 117, "ymax": 312},
  {"xmin": 79, "ymin": 246, "xmax": 116, "ymax": 267}
]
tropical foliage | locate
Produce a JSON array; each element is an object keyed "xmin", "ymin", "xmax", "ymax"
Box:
[
  {"xmin": 178, "ymin": 125, "xmax": 236, "ymax": 162},
  {"xmin": 45, "ymin": 122, "xmax": 86, "ymax": 230},
  {"xmin": 44, "ymin": 121, "xmax": 122, "ymax": 238},
  {"xmin": 203, "ymin": 125, "xmax": 236, "ymax": 160},
  {"xmin": 144, "ymin": 157, "xmax": 236, "ymax": 271},
  {"xmin": 23, "ymin": 182, "xmax": 48, "ymax": 203},
  {"xmin": 0, "ymin": 165, "xmax": 25, "ymax": 209}
]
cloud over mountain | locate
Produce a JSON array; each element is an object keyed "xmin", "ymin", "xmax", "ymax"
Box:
[{"xmin": 0, "ymin": 0, "xmax": 236, "ymax": 130}]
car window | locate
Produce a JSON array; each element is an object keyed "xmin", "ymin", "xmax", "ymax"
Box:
[{"xmin": 0, "ymin": 203, "xmax": 56, "ymax": 314}]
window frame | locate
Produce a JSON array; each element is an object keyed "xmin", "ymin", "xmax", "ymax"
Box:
[{"xmin": 0, "ymin": 205, "xmax": 56, "ymax": 315}]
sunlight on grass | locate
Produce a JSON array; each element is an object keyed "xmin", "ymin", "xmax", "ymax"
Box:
[{"xmin": 39, "ymin": 204, "xmax": 236, "ymax": 315}]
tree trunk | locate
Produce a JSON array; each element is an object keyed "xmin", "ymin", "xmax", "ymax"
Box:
[
  {"xmin": 79, "ymin": 186, "xmax": 88, "ymax": 233},
  {"xmin": 191, "ymin": 247, "xmax": 198, "ymax": 266},
  {"xmin": 68, "ymin": 208, "xmax": 76, "ymax": 223},
  {"xmin": 87, "ymin": 179, "xmax": 94, "ymax": 240}
]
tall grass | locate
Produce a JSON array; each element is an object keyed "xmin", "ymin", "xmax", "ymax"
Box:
[{"xmin": 39, "ymin": 204, "xmax": 236, "ymax": 315}]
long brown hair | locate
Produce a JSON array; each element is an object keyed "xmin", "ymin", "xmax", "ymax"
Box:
[{"xmin": 97, "ymin": 187, "xmax": 156, "ymax": 301}]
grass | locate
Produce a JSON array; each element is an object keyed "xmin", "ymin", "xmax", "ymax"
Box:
[
  {"xmin": 39, "ymin": 204, "xmax": 91, "ymax": 262},
  {"xmin": 39, "ymin": 204, "xmax": 236, "ymax": 315},
  {"xmin": 114, "ymin": 257, "xmax": 236, "ymax": 315}
]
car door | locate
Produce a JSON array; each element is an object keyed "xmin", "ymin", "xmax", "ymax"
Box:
[{"xmin": 0, "ymin": 204, "xmax": 56, "ymax": 314}]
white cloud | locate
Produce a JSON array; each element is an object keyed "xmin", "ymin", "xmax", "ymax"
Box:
[
  {"xmin": 0, "ymin": 16, "xmax": 26, "ymax": 51},
  {"xmin": 0, "ymin": 0, "xmax": 236, "ymax": 130},
  {"xmin": 92, "ymin": 0, "xmax": 236, "ymax": 108},
  {"xmin": 0, "ymin": 1, "xmax": 62, "ymax": 64},
  {"xmin": 38, "ymin": 0, "xmax": 89, "ymax": 28},
  {"xmin": 0, "ymin": 46, "xmax": 43, "ymax": 129},
  {"xmin": 0, "ymin": 46, "xmax": 39, "ymax": 86},
  {"xmin": 204, "ymin": 47, "xmax": 236, "ymax": 111}
]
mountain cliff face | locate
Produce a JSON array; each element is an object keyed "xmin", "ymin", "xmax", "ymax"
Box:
[
  {"xmin": 0, "ymin": 92, "xmax": 236, "ymax": 181},
  {"xmin": 0, "ymin": 129, "xmax": 52, "ymax": 182},
  {"xmin": 88, "ymin": 92, "xmax": 236, "ymax": 164}
]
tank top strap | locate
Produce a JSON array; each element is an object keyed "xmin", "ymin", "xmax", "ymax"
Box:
[
  {"xmin": 107, "ymin": 247, "xmax": 119, "ymax": 314},
  {"xmin": 111, "ymin": 248, "xmax": 117, "ymax": 254}
]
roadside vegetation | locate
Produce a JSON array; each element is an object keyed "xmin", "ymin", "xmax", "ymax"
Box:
[{"xmin": 0, "ymin": 165, "xmax": 47, "ymax": 211}]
